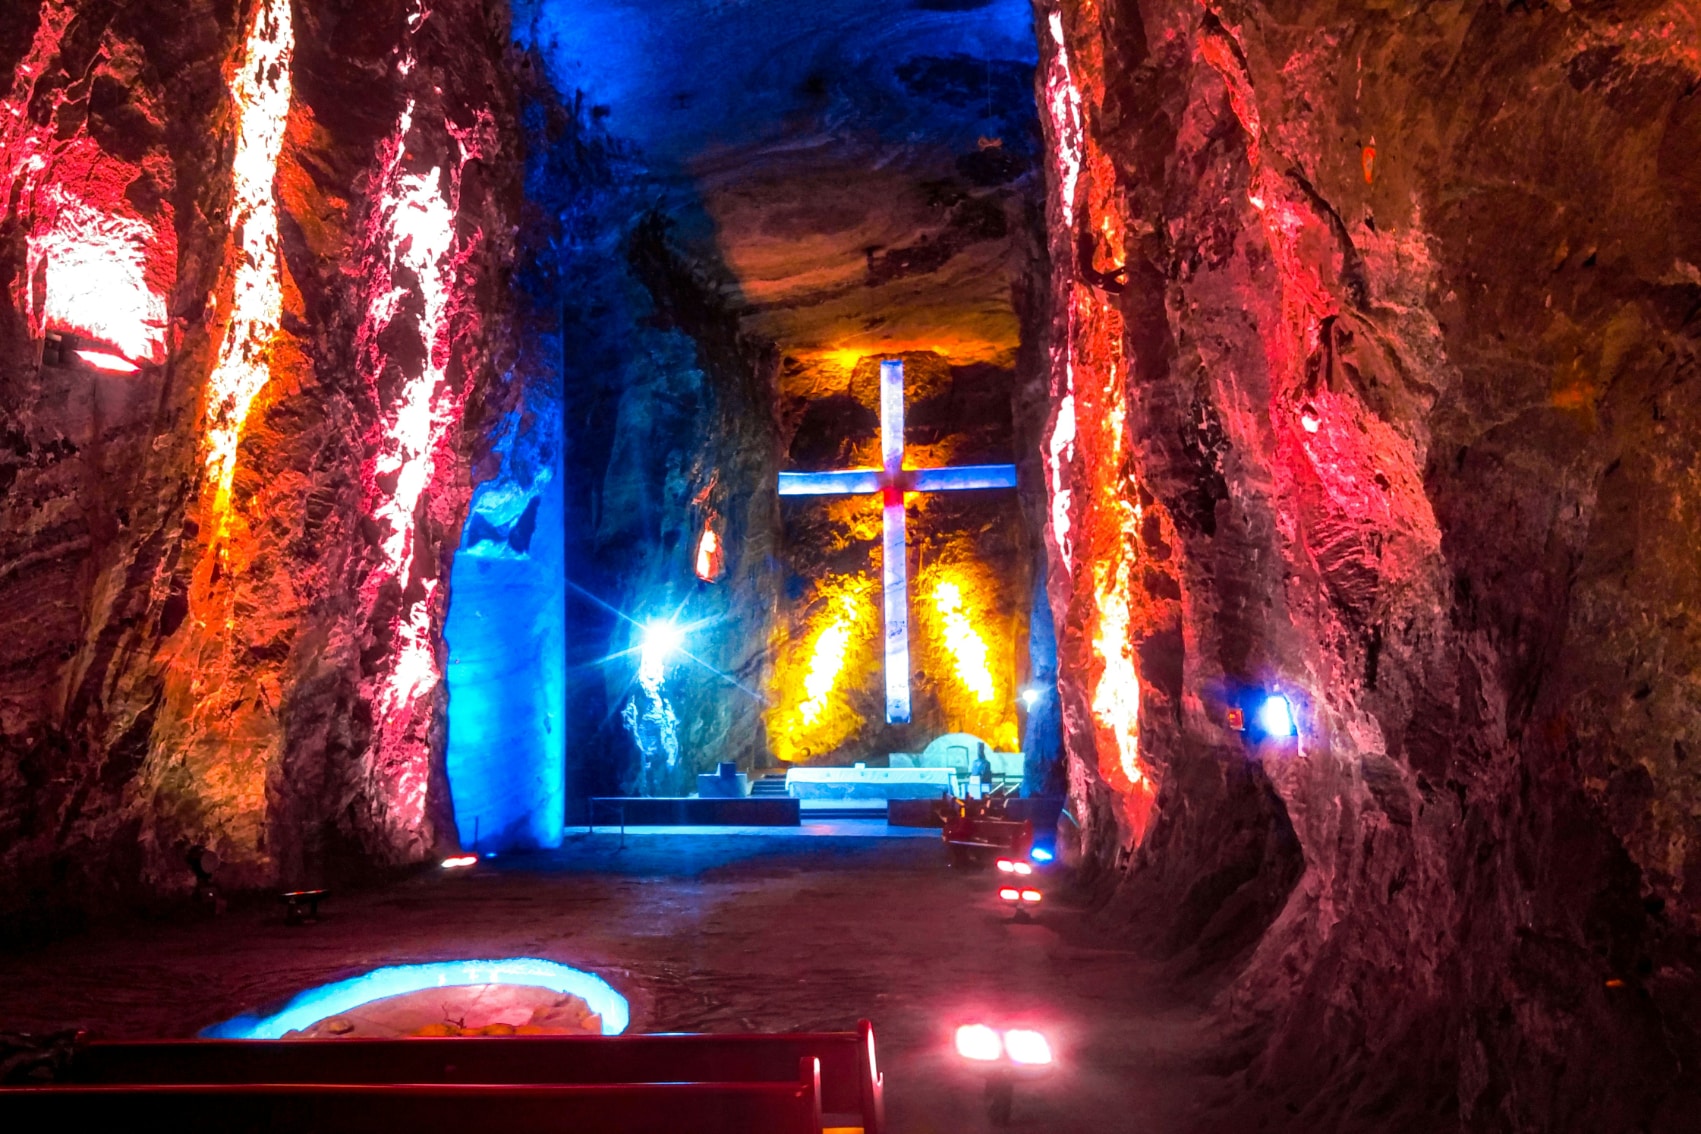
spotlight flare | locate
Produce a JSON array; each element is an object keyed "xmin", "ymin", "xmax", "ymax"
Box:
[
  {"xmin": 639, "ymin": 620, "xmax": 683, "ymax": 684},
  {"xmin": 1004, "ymin": 1029, "xmax": 1053, "ymax": 1066},
  {"xmin": 955, "ymin": 1024, "xmax": 1003, "ymax": 1062}
]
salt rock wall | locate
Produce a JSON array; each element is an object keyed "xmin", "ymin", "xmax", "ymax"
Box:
[
  {"xmin": 0, "ymin": 0, "xmax": 519, "ymax": 927},
  {"xmin": 1040, "ymin": 0, "xmax": 1701, "ymax": 1128}
]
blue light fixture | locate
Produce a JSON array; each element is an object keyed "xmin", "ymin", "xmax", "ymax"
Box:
[
  {"xmin": 1030, "ymin": 847, "xmax": 1054, "ymax": 863},
  {"xmin": 1255, "ymin": 693, "xmax": 1297, "ymax": 739}
]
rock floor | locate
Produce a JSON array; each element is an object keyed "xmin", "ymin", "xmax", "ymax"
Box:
[{"xmin": 0, "ymin": 832, "xmax": 1215, "ymax": 1133}]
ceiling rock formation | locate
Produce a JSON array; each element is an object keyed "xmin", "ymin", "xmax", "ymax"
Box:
[
  {"xmin": 1039, "ymin": 0, "xmax": 1700, "ymax": 1127},
  {"xmin": 517, "ymin": 0, "xmax": 1040, "ymax": 372}
]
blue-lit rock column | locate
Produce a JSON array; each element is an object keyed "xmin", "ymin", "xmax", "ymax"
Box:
[
  {"xmin": 443, "ymin": 401, "xmax": 567, "ymax": 850},
  {"xmin": 1021, "ymin": 567, "xmax": 1064, "ymax": 797}
]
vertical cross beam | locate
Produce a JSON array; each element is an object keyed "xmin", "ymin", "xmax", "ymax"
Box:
[{"xmin": 880, "ymin": 360, "xmax": 911, "ymax": 723}]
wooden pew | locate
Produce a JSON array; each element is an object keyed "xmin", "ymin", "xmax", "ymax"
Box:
[
  {"xmin": 0, "ymin": 1061, "xmax": 822, "ymax": 1133},
  {"xmin": 40, "ymin": 1022, "xmax": 885, "ymax": 1134}
]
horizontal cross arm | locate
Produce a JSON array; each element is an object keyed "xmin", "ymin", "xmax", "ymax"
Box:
[
  {"xmin": 777, "ymin": 469, "xmax": 883, "ymax": 496},
  {"xmin": 910, "ymin": 464, "xmax": 1018, "ymax": 493}
]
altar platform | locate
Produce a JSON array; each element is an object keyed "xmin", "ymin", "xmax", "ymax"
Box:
[
  {"xmin": 580, "ymin": 817, "xmax": 937, "ymax": 840},
  {"xmin": 585, "ymin": 796, "xmax": 799, "ymax": 827},
  {"xmin": 784, "ymin": 764, "xmax": 956, "ymax": 801}
]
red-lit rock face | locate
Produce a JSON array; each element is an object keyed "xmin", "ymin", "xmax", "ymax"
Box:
[
  {"xmin": 1, "ymin": 0, "xmax": 233, "ymax": 920},
  {"xmin": 3, "ymin": 5, "xmax": 178, "ymax": 369},
  {"xmin": 1042, "ymin": 0, "xmax": 1700, "ymax": 1126},
  {"xmin": 0, "ymin": 0, "xmax": 517, "ymax": 919}
]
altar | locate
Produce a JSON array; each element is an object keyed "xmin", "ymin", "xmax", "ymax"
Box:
[{"xmin": 784, "ymin": 764, "xmax": 956, "ymax": 802}]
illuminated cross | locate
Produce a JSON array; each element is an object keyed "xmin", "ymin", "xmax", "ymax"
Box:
[{"xmin": 778, "ymin": 359, "xmax": 1018, "ymax": 723}]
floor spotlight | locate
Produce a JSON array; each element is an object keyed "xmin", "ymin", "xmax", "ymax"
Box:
[
  {"xmin": 997, "ymin": 886, "xmax": 1043, "ymax": 904},
  {"xmin": 998, "ymin": 884, "xmax": 1043, "ymax": 923},
  {"xmin": 1003, "ymin": 1029, "xmax": 1053, "ymax": 1066},
  {"xmin": 954, "ymin": 1023, "xmax": 1003, "ymax": 1062},
  {"xmin": 954, "ymin": 1022, "xmax": 1056, "ymax": 1126}
]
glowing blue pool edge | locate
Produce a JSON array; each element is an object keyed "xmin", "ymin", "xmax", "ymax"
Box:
[{"xmin": 201, "ymin": 958, "xmax": 630, "ymax": 1039}]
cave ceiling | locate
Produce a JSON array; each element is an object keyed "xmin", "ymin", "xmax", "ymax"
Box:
[{"xmin": 517, "ymin": 0, "xmax": 1041, "ymax": 371}]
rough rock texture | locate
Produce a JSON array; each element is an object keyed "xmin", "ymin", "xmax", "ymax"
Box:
[
  {"xmin": 0, "ymin": 0, "xmax": 521, "ymax": 928},
  {"xmin": 1040, "ymin": 0, "xmax": 1701, "ymax": 1128},
  {"xmin": 516, "ymin": 0, "xmax": 1042, "ymax": 369},
  {"xmin": 0, "ymin": 0, "xmax": 236, "ymax": 931},
  {"xmin": 0, "ymin": 0, "xmax": 1055, "ymax": 910}
]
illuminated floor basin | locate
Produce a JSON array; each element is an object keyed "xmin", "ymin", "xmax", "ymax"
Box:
[{"xmin": 202, "ymin": 958, "xmax": 630, "ymax": 1039}]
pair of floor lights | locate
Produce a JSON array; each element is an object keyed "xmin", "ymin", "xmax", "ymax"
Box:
[
  {"xmin": 955, "ymin": 1017, "xmax": 1056, "ymax": 1126},
  {"xmin": 954, "ymin": 853, "xmax": 1057, "ymax": 1125},
  {"xmin": 994, "ymin": 855, "xmax": 1043, "ymax": 921}
]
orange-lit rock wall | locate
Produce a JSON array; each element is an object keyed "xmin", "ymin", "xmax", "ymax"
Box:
[
  {"xmin": 0, "ymin": 0, "xmax": 517, "ymax": 924},
  {"xmin": 1038, "ymin": 3, "xmax": 1162, "ymax": 855},
  {"xmin": 1042, "ymin": 0, "xmax": 1701, "ymax": 1127}
]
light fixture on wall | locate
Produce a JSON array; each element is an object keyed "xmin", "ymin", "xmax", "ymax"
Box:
[
  {"xmin": 1255, "ymin": 693, "xmax": 1297, "ymax": 739},
  {"xmin": 1224, "ymin": 687, "xmax": 1300, "ymax": 742},
  {"xmin": 694, "ymin": 524, "xmax": 724, "ymax": 582},
  {"xmin": 74, "ymin": 348, "xmax": 141, "ymax": 374}
]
